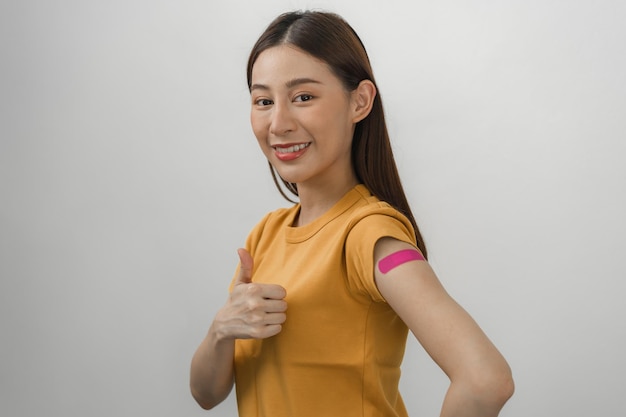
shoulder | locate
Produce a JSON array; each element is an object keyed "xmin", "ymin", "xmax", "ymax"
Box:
[
  {"xmin": 343, "ymin": 187, "xmax": 418, "ymax": 301},
  {"xmin": 253, "ymin": 204, "xmax": 298, "ymax": 229},
  {"xmin": 245, "ymin": 205, "xmax": 297, "ymax": 249},
  {"xmin": 346, "ymin": 185, "xmax": 416, "ymax": 245}
]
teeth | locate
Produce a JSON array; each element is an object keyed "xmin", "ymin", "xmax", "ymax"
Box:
[{"xmin": 275, "ymin": 143, "xmax": 310, "ymax": 153}]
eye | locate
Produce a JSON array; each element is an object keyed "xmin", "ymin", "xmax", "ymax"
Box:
[
  {"xmin": 254, "ymin": 98, "xmax": 273, "ymax": 106},
  {"xmin": 294, "ymin": 94, "xmax": 314, "ymax": 103}
]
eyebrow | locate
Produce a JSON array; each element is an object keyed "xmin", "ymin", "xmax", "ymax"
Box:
[{"xmin": 250, "ymin": 77, "xmax": 322, "ymax": 92}]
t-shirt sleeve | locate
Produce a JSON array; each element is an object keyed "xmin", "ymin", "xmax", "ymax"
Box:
[{"xmin": 345, "ymin": 210, "xmax": 417, "ymax": 302}]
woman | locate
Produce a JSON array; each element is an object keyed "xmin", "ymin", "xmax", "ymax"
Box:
[{"xmin": 190, "ymin": 11, "xmax": 514, "ymax": 417}]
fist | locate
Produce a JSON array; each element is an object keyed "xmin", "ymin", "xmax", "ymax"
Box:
[{"xmin": 215, "ymin": 248, "xmax": 287, "ymax": 340}]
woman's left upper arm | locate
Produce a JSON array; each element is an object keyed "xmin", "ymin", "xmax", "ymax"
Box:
[{"xmin": 374, "ymin": 237, "xmax": 508, "ymax": 382}]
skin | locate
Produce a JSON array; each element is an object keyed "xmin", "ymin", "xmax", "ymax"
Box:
[
  {"xmin": 249, "ymin": 45, "xmax": 374, "ymax": 225},
  {"xmin": 374, "ymin": 240, "xmax": 514, "ymax": 416},
  {"xmin": 189, "ymin": 248, "xmax": 286, "ymax": 409},
  {"xmin": 190, "ymin": 44, "xmax": 514, "ymax": 415}
]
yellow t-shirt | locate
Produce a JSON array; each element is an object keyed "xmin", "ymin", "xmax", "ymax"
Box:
[{"xmin": 233, "ymin": 185, "xmax": 417, "ymax": 417}]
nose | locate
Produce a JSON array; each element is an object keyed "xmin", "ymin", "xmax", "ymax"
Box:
[{"xmin": 269, "ymin": 102, "xmax": 297, "ymax": 136}]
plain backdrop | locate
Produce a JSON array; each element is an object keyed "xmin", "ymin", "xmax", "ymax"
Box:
[{"xmin": 1, "ymin": 1, "xmax": 625, "ymax": 416}]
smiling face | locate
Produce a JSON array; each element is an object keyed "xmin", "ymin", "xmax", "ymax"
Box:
[{"xmin": 250, "ymin": 45, "xmax": 363, "ymax": 191}]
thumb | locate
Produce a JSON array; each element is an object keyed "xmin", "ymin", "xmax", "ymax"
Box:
[{"xmin": 236, "ymin": 248, "xmax": 254, "ymax": 284}]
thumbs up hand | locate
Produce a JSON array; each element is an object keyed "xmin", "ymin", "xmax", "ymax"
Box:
[
  {"xmin": 213, "ymin": 248, "xmax": 287, "ymax": 340},
  {"xmin": 234, "ymin": 248, "xmax": 254, "ymax": 285}
]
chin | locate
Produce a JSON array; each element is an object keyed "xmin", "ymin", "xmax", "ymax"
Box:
[
  {"xmin": 271, "ymin": 163, "xmax": 298, "ymax": 179},
  {"xmin": 276, "ymin": 173, "xmax": 302, "ymax": 185}
]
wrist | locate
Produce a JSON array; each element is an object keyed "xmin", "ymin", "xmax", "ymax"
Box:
[{"xmin": 208, "ymin": 312, "xmax": 236, "ymax": 344}]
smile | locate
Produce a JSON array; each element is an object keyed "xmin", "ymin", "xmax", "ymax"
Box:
[
  {"xmin": 273, "ymin": 143, "xmax": 311, "ymax": 153},
  {"xmin": 272, "ymin": 142, "xmax": 311, "ymax": 161}
]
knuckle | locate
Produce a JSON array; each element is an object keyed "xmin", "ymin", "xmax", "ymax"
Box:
[
  {"xmin": 249, "ymin": 327, "xmax": 264, "ymax": 339},
  {"xmin": 245, "ymin": 283, "xmax": 262, "ymax": 296},
  {"xmin": 245, "ymin": 299, "xmax": 262, "ymax": 312},
  {"xmin": 249, "ymin": 312, "xmax": 264, "ymax": 324}
]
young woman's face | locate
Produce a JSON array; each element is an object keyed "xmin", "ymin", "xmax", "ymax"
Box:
[{"xmin": 250, "ymin": 45, "xmax": 360, "ymax": 189}]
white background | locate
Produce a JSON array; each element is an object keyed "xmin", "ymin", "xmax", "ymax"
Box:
[{"xmin": 1, "ymin": 1, "xmax": 625, "ymax": 416}]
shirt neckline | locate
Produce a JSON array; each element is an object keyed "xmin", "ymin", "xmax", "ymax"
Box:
[{"xmin": 285, "ymin": 184, "xmax": 370, "ymax": 243}]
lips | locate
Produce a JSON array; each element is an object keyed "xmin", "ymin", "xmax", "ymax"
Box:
[{"xmin": 272, "ymin": 142, "xmax": 311, "ymax": 161}]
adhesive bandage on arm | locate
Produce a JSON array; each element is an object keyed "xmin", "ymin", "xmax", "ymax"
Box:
[{"xmin": 378, "ymin": 249, "xmax": 425, "ymax": 274}]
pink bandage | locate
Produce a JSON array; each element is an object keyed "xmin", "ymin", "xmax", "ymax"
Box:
[{"xmin": 378, "ymin": 249, "xmax": 425, "ymax": 274}]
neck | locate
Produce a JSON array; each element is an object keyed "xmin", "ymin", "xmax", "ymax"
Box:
[{"xmin": 294, "ymin": 174, "xmax": 359, "ymax": 227}]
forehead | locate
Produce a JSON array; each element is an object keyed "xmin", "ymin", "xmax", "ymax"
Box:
[{"xmin": 251, "ymin": 45, "xmax": 340, "ymax": 87}]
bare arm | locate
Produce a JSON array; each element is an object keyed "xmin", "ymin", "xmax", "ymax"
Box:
[
  {"xmin": 190, "ymin": 249, "xmax": 287, "ymax": 409},
  {"xmin": 374, "ymin": 238, "xmax": 514, "ymax": 417},
  {"xmin": 190, "ymin": 323, "xmax": 236, "ymax": 409}
]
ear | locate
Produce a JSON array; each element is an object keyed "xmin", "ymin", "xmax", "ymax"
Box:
[{"xmin": 351, "ymin": 80, "xmax": 377, "ymax": 123}]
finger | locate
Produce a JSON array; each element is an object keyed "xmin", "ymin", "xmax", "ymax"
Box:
[
  {"xmin": 236, "ymin": 248, "xmax": 254, "ymax": 285},
  {"xmin": 264, "ymin": 312, "xmax": 287, "ymax": 325},
  {"xmin": 239, "ymin": 282, "xmax": 287, "ymax": 300},
  {"xmin": 262, "ymin": 299, "xmax": 288, "ymax": 313},
  {"xmin": 258, "ymin": 324, "xmax": 283, "ymax": 339},
  {"xmin": 257, "ymin": 284, "xmax": 287, "ymax": 300}
]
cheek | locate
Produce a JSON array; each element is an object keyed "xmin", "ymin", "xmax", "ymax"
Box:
[
  {"xmin": 320, "ymin": 109, "xmax": 354, "ymax": 142},
  {"xmin": 250, "ymin": 113, "xmax": 267, "ymax": 142}
]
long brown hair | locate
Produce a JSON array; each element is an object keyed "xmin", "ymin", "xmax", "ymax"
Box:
[{"xmin": 247, "ymin": 11, "xmax": 427, "ymax": 258}]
